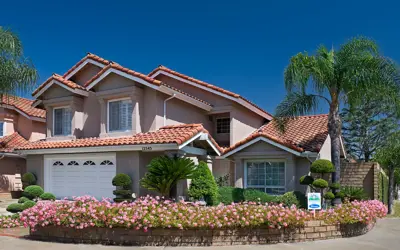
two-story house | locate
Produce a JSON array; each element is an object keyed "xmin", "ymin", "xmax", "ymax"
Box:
[
  {"xmin": 0, "ymin": 96, "xmax": 46, "ymax": 194},
  {"xmin": 17, "ymin": 53, "xmax": 341, "ymax": 199}
]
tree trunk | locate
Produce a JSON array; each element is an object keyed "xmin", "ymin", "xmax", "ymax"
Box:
[
  {"xmin": 328, "ymin": 102, "xmax": 342, "ymax": 205},
  {"xmin": 388, "ymin": 167, "xmax": 395, "ymax": 214}
]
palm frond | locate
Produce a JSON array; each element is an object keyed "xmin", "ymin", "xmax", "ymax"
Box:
[
  {"xmin": 0, "ymin": 27, "xmax": 22, "ymax": 57},
  {"xmin": 336, "ymin": 36, "xmax": 378, "ymax": 64}
]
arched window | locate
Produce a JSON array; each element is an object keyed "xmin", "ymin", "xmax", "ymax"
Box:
[
  {"xmin": 53, "ymin": 161, "xmax": 64, "ymax": 166},
  {"xmin": 100, "ymin": 160, "xmax": 114, "ymax": 165},
  {"xmin": 67, "ymin": 161, "xmax": 79, "ymax": 166},
  {"xmin": 83, "ymin": 160, "xmax": 96, "ymax": 166}
]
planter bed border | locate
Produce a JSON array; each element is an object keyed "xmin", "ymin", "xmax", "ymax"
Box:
[{"xmin": 28, "ymin": 220, "xmax": 375, "ymax": 246}]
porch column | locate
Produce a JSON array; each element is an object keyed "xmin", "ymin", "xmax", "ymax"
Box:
[
  {"xmin": 98, "ymin": 98, "xmax": 107, "ymax": 137},
  {"xmin": 44, "ymin": 106, "xmax": 52, "ymax": 138}
]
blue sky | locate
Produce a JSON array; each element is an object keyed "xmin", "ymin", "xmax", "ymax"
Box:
[{"xmin": 1, "ymin": 0, "xmax": 399, "ymax": 114}]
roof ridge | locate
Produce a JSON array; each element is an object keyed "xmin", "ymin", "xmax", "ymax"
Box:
[{"xmin": 160, "ymin": 123, "xmax": 203, "ymax": 129}]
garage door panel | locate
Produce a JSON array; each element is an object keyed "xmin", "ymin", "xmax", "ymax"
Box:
[{"xmin": 49, "ymin": 157, "xmax": 116, "ymax": 200}]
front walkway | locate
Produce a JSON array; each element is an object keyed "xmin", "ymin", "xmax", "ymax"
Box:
[{"xmin": 0, "ymin": 218, "xmax": 398, "ymax": 249}]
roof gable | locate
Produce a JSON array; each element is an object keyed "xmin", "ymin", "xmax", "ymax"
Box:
[
  {"xmin": 32, "ymin": 74, "xmax": 88, "ymax": 99},
  {"xmin": 0, "ymin": 95, "xmax": 46, "ymax": 121},
  {"xmin": 63, "ymin": 53, "xmax": 109, "ymax": 80}
]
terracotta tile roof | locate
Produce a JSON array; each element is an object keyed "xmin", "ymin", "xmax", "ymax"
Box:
[
  {"xmin": 0, "ymin": 95, "xmax": 46, "ymax": 119},
  {"xmin": 32, "ymin": 74, "xmax": 86, "ymax": 97},
  {"xmin": 84, "ymin": 63, "xmax": 162, "ymax": 88},
  {"xmin": 0, "ymin": 132, "xmax": 29, "ymax": 153},
  {"xmin": 148, "ymin": 65, "xmax": 272, "ymax": 119},
  {"xmin": 17, "ymin": 124, "xmax": 222, "ymax": 154},
  {"xmin": 63, "ymin": 53, "xmax": 110, "ymax": 78},
  {"xmin": 161, "ymin": 83, "xmax": 212, "ymax": 106},
  {"xmin": 223, "ymin": 114, "xmax": 329, "ymax": 154}
]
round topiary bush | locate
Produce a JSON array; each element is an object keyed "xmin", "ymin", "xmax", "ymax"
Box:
[
  {"xmin": 18, "ymin": 197, "xmax": 30, "ymax": 203},
  {"xmin": 310, "ymin": 159, "xmax": 335, "ymax": 174},
  {"xmin": 112, "ymin": 174, "xmax": 132, "ymax": 188},
  {"xmin": 22, "ymin": 172, "xmax": 37, "ymax": 187},
  {"xmin": 40, "ymin": 192, "xmax": 56, "ymax": 201},
  {"xmin": 23, "ymin": 185, "xmax": 44, "ymax": 199},
  {"xmin": 335, "ymin": 191, "xmax": 345, "ymax": 199},
  {"xmin": 329, "ymin": 182, "xmax": 340, "ymax": 190},
  {"xmin": 312, "ymin": 178, "xmax": 329, "ymax": 188},
  {"xmin": 113, "ymin": 189, "xmax": 133, "ymax": 196},
  {"xmin": 299, "ymin": 175, "xmax": 314, "ymax": 185},
  {"xmin": 6, "ymin": 203, "xmax": 23, "ymax": 213},
  {"xmin": 22, "ymin": 200, "xmax": 36, "ymax": 210},
  {"xmin": 324, "ymin": 191, "xmax": 335, "ymax": 200}
]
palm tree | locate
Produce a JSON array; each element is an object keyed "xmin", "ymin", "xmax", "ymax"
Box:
[
  {"xmin": 0, "ymin": 27, "xmax": 38, "ymax": 97},
  {"xmin": 140, "ymin": 156, "xmax": 197, "ymax": 198},
  {"xmin": 275, "ymin": 37, "xmax": 400, "ymax": 204}
]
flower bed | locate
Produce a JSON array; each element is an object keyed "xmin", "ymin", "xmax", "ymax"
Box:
[{"xmin": 19, "ymin": 196, "xmax": 387, "ymax": 231}]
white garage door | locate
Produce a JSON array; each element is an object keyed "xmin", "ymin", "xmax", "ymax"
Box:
[{"xmin": 45, "ymin": 154, "xmax": 116, "ymax": 200}]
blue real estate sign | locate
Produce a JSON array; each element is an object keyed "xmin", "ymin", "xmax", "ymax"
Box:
[{"xmin": 307, "ymin": 193, "xmax": 322, "ymax": 210}]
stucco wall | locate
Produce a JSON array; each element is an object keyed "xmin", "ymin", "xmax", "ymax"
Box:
[
  {"xmin": 42, "ymin": 85, "xmax": 74, "ymax": 100},
  {"xmin": 230, "ymin": 105, "xmax": 265, "ymax": 145},
  {"xmin": 71, "ymin": 64, "xmax": 102, "ymax": 86},
  {"xmin": 94, "ymin": 73, "xmax": 139, "ymax": 92},
  {"xmin": 26, "ymin": 155, "xmax": 44, "ymax": 188},
  {"xmin": 0, "ymin": 157, "xmax": 26, "ymax": 192},
  {"xmin": 318, "ymin": 135, "xmax": 331, "ymax": 161},
  {"xmin": 0, "ymin": 107, "xmax": 17, "ymax": 136},
  {"xmin": 17, "ymin": 114, "xmax": 46, "ymax": 141}
]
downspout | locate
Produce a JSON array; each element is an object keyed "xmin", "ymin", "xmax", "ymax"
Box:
[{"xmin": 163, "ymin": 94, "xmax": 176, "ymax": 126}]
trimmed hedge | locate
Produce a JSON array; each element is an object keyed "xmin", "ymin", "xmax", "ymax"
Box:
[
  {"xmin": 6, "ymin": 203, "xmax": 23, "ymax": 213},
  {"xmin": 112, "ymin": 174, "xmax": 133, "ymax": 203},
  {"xmin": 324, "ymin": 192, "xmax": 335, "ymax": 200},
  {"xmin": 329, "ymin": 182, "xmax": 340, "ymax": 190},
  {"xmin": 312, "ymin": 179, "xmax": 329, "ymax": 188},
  {"xmin": 23, "ymin": 185, "xmax": 44, "ymax": 199},
  {"xmin": 18, "ymin": 197, "xmax": 30, "ymax": 204},
  {"xmin": 299, "ymin": 175, "xmax": 314, "ymax": 185},
  {"xmin": 40, "ymin": 192, "xmax": 56, "ymax": 201},
  {"xmin": 21, "ymin": 172, "xmax": 37, "ymax": 187},
  {"xmin": 310, "ymin": 159, "xmax": 335, "ymax": 173},
  {"xmin": 112, "ymin": 174, "xmax": 132, "ymax": 188},
  {"xmin": 113, "ymin": 190, "xmax": 133, "ymax": 196},
  {"xmin": 22, "ymin": 200, "xmax": 36, "ymax": 210}
]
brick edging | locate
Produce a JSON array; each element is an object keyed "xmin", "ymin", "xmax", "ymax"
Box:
[{"xmin": 28, "ymin": 220, "xmax": 375, "ymax": 246}]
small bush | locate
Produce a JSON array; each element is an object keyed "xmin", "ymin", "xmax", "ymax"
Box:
[
  {"xmin": 310, "ymin": 159, "xmax": 335, "ymax": 173},
  {"xmin": 299, "ymin": 175, "xmax": 314, "ymax": 185},
  {"xmin": 40, "ymin": 192, "xmax": 56, "ymax": 201},
  {"xmin": 218, "ymin": 187, "xmax": 243, "ymax": 204},
  {"xmin": 293, "ymin": 191, "xmax": 307, "ymax": 208},
  {"xmin": 21, "ymin": 172, "xmax": 37, "ymax": 187},
  {"xmin": 112, "ymin": 174, "xmax": 132, "ymax": 188},
  {"xmin": 274, "ymin": 192, "xmax": 300, "ymax": 207},
  {"xmin": 188, "ymin": 162, "xmax": 219, "ymax": 206},
  {"xmin": 113, "ymin": 189, "xmax": 132, "ymax": 196},
  {"xmin": 341, "ymin": 186, "xmax": 369, "ymax": 201},
  {"xmin": 335, "ymin": 191, "xmax": 345, "ymax": 199},
  {"xmin": 18, "ymin": 197, "xmax": 30, "ymax": 204},
  {"xmin": 329, "ymin": 182, "xmax": 340, "ymax": 190},
  {"xmin": 22, "ymin": 201, "xmax": 36, "ymax": 210},
  {"xmin": 6, "ymin": 203, "xmax": 23, "ymax": 213},
  {"xmin": 243, "ymin": 189, "xmax": 275, "ymax": 203},
  {"xmin": 312, "ymin": 178, "xmax": 329, "ymax": 188},
  {"xmin": 324, "ymin": 192, "xmax": 335, "ymax": 200},
  {"xmin": 23, "ymin": 185, "xmax": 44, "ymax": 199}
]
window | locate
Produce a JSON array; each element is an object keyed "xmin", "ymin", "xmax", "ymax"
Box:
[
  {"xmin": 216, "ymin": 118, "xmax": 230, "ymax": 134},
  {"xmin": 0, "ymin": 122, "xmax": 4, "ymax": 137},
  {"xmin": 100, "ymin": 160, "xmax": 114, "ymax": 165},
  {"xmin": 108, "ymin": 99, "xmax": 132, "ymax": 132},
  {"xmin": 67, "ymin": 161, "xmax": 79, "ymax": 166},
  {"xmin": 53, "ymin": 161, "xmax": 64, "ymax": 166},
  {"xmin": 246, "ymin": 161, "xmax": 285, "ymax": 195},
  {"xmin": 83, "ymin": 160, "xmax": 96, "ymax": 166},
  {"xmin": 53, "ymin": 107, "xmax": 72, "ymax": 136}
]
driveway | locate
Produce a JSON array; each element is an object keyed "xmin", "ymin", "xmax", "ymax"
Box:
[{"xmin": 0, "ymin": 218, "xmax": 398, "ymax": 250}]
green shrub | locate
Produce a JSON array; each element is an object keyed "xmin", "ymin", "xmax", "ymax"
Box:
[
  {"xmin": 324, "ymin": 192, "xmax": 335, "ymax": 200},
  {"xmin": 112, "ymin": 174, "xmax": 132, "ymax": 188},
  {"xmin": 215, "ymin": 174, "xmax": 230, "ymax": 187},
  {"xmin": 218, "ymin": 187, "xmax": 244, "ymax": 204},
  {"xmin": 274, "ymin": 192, "xmax": 300, "ymax": 207},
  {"xmin": 21, "ymin": 172, "xmax": 37, "ymax": 187},
  {"xmin": 378, "ymin": 171, "xmax": 389, "ymax": 204},
  {"xmin": 312, "ymin": 178, "xmax": 329, "ymax": 188},
  {"xmin": 243, "ymin": 189, "xmax": 275, "ymax": 203},
  {"xmin": 22, "ymin": 200, "xmax": 36, "ymax": 210},
  {"xmin": 293, "ymin": 191, "xmax": 307, "ymax": 208},
  {"xmin": 23, "ymin": 185, "xmax": 44, "ymax": 199},
  {"xmin": 310, "ymin": 159, "xmax": 335, "ymax": 173},
  {"xmin": 299, "ymin": 175, "xmax": 314, "ymax": 185},
  {"xmin": 18, "ymin": 197, "xmax": 30, "ymax": 203},
  {"xmin": 329, "ymin": 182, "xmax": 340, "ymax": 190},
  {"xmin": 40, "ymin": 192, "xmax": 56, "ymax": 201},
  {"xmin": 113, "ymin": 189, "xmax": 132, "ymax": 196},
  {"xmin": 335, "ymin": 191, "xmax": 345, "ymax": 199},
  {"xmin": 341, "ymin": 186, "xmax": 369, "ymax": 201},
  {"xmin": 188, "ymin": 162, "xmax": 219, "ymax": 206},
  {"xmin": 6, "ymin": 203, "xmax": 23, "ymax": 213}
]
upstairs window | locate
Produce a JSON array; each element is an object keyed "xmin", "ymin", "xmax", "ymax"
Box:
[
  {"xmin": 53, "ymin": 107, "xmax": 72, "ymax": 136},
  {"xmin": 108, "ymin": 99, "xmax": 132, "ymax": 132},
  {"xmin": 216, "ymin": 118, "xmax": 230, "ymax": 134},
  {"xmin": 0, "ymin": 122, "xmax": 4, "ymax": 137}
]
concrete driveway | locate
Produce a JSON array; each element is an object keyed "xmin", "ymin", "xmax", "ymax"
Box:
[{"xmin": 0, "ymin": 218, "xmax": 398, "ymax": 250}]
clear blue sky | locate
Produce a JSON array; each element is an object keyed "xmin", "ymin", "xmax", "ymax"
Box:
[{"xmin": 1, "ymin": 0, "xmax": 399, "ymax": 114}]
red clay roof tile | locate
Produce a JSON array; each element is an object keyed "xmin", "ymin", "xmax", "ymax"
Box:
[
  {"xmin": 32, "ymin": 74, "xmax": 87, "ymax": 97},
  {"xmin": 223, "ymin": 114, "xmax": 329, "ymax": 154},
  {"xmin": 0, "ymin": 95, "xmax": 46, "ymax": 119},
  {"xmin": 0, "ymin": 132, "xmax": 29, "ymax": 153},
  {"xmin": 62, "ymin": 53, "xmax": 110, "ymax": 78}
]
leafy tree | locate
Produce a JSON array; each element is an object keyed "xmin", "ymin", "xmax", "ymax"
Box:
[
  {"xmin": 0, "ymin": 27, "xmax": 38, "ymax": 96},
  {"xmin": 342, "ymin": 94, "xmax": 399, "ymax": 161},
  {"xmin": 375, "ymin": 132, "xmax": 400, "ymax": 214},
  {"xmin": 275, "ymin": 37, "xmax": 400, "ymax": 204},
  {"xmin": 140, "ymin": 156, "xmax": 197, "ymax": 198},
  {"xmin": 188, "ymin": 161, "xmax": 219, "ymax": 205}
]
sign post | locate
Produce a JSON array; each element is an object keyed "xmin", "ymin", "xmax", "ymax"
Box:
[{"xmin": 307, "ymin": 192, "xmax": 321, "ymax": 217}]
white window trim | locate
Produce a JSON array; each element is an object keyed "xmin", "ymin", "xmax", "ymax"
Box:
[
  {"xmin": 0, "ymin": 121, "xmax": 5, "ymax": 137},
  {"xmin": 53, "ymin": 106, "xmax": 72, "ymax": 137},
  {"xmin": 244, "ymin": 159, "xmax": 287, "ymax": 195},
  {"xmin": 107, "ymin": 97, "xmax": 133, "ymax": 133},
  {"xmin": 216, "ymin": 117, "xmax": 230, "ymax": 135}
]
